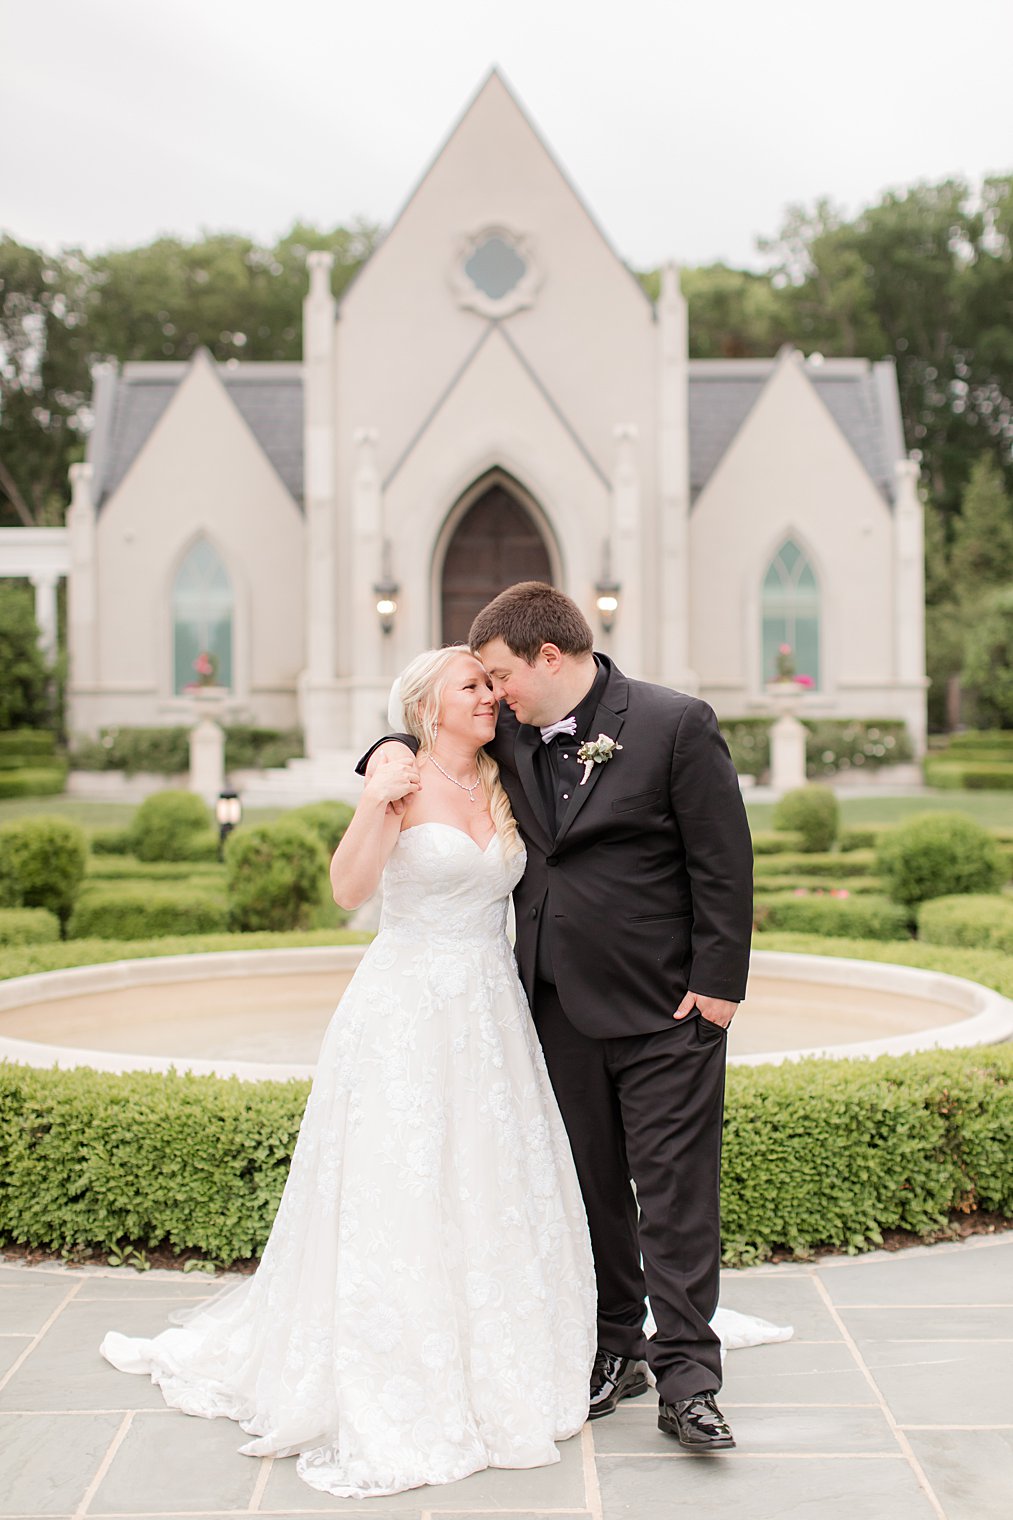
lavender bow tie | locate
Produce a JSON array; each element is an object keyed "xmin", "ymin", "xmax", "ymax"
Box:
[{"xmin": 540, "ymin": 716, "xmax": 577, "ymax": 744}]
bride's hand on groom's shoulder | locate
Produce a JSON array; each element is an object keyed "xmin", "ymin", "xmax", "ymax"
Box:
[{"xmin": 363, "ymin": 753, "xmax": 421, "ymax": 816}]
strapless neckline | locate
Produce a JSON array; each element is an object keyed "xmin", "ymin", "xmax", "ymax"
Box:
[{"xmin": 399, "ymin": 820, "xmax": 498, "ymax": 854}]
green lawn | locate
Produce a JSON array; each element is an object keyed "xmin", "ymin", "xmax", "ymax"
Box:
[
  {"xmin": 0, "ymin": 798, "xmax": 293, "ymax": 831},
  {"xmin": 4, "ymin": 789, "xmax": 1013, "ymax": 835},
  {"xmin": 745, "ymin": 791, "xmax": 1013, "ymax": 831}
]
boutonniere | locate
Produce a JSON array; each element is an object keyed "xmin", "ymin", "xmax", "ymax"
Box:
[{"xmin": 577, "ymin": 733, "xmax": 623, "ymax": 785}]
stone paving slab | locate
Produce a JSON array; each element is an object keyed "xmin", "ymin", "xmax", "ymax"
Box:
[
  {"xmin": 716, "ymin": 1270, "xmax": 844, "ymax": 1340},
  {"xmin": 854, "ymin": 1337, "xmax": 1013, "ymax": 1426},
  {"xmin": 716, "ymin": 1337, "xmax": 874, "ymax": 1405},
  {"xmin": 73, "ymin": 1275, "xmax": 222, "ymax": 1302},
  {"xmin": 260, "ymin": 1428, "xmax": 586, "ymax": 1514},
  {"xmin": 0, "ymin": 1279, "xmax": 75, "ymax": 1334},
  {"xmin": 814, "ymin": 1236, "xmax": 1013, "ymax": 1305},
  {"xmin": 0, "ymin": 1410, "xmax": 123, "ymax": 1516},
  {"xmin": 592, "ymin": 1400, "xmax": 897, "ymax": 1455},
  {"xmin": 840, "ymin": 1304, "xmax": 1013, "ymax": 1340},
  {"xmin": 907, "ymin": 1430, "xmax": 1013, "ymax": 1520},
  {"xmin": 596, "ymin": 1451, "xmax": 939, "ymax": 1519},
  {"xmin": 89, "ymin": 1410, "xmax": 260, "ymax": 1514},
  {"xmin": 0, "ymin": 1296, "xmax": 169, "ymax": 1411}
]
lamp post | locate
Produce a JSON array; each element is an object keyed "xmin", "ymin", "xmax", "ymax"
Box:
[{"xmin": 215, "ymin": 790, "xmax": 242, "ymax": 860}]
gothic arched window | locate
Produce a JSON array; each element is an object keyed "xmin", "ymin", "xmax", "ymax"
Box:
[
  {"xmin": 172, "ymin": 538, "xmax": 233, "ymax": 693},
  {"xmin": 761, "ymin": 538, "xmax": 820, "ymax": 688}
]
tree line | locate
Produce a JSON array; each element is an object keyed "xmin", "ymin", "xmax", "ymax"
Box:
[{"xmin": 1, "ymin": 175, "xmax": 1010, "ymax": 726}]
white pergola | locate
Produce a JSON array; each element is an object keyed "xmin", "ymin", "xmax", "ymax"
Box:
[{"xmin": 0, "ymin": 527, "xmax": 70, "ymax": 662}]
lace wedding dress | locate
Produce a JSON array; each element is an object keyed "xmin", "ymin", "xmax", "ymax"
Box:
[{"xmin": 101, "ymin": 824, "xmax": 599, "ymax": 1499}]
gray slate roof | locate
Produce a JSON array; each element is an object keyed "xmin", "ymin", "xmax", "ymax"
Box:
[
  {"xmin": 90, "ymin": 357, "xmax": 304, "ymax": 508},
  {"xmin": 688, "ymin": 356, "xmax": 899, "ymax": 503},
  {"xmin": 89, "ymin": 352, "xmax": 900, "ymax": 513}
]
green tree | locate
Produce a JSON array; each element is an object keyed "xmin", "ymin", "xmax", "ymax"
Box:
[
  {"xmin": 0, "ymin": 222, "xmax": 379, "ymax": 527},
  {"xmin": 0, "ymin": 237, "xmax": 93, "ymax": 526},
  {"xmin": 762, "ymin": 179, "xmax": 1013, "ymax": 518},
  {"xmin": 962, "ymin": 586, "xmax": 1013, "ymax": 728},
  {"xmin": 950, "ymin": 454, "xmax": 1013, "ymax": 593},
  {"xmin": 0, "ymin": 582, "xmax": 51, "ymax": 730}
]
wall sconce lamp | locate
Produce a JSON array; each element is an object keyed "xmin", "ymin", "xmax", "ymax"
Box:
[
  {"xmin": 594, "ymin": 576, "xmax": 621, "ymax": 634},
  {"xmin": 374, "ymin": 577, "xmax": 399, "ymax": 635},
  {"xmin": 215, "ymin": 790, "xmax": 242, "ymax": 860}
]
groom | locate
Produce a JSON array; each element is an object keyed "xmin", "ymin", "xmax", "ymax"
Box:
[{"xmin": 358, "ymin": 582, "xmax": 753, "ymax": 1450}]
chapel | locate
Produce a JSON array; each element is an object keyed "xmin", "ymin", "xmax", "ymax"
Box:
[{"xmin": 63, "ymin": 69, "xmax": 927, "ymax": 766}]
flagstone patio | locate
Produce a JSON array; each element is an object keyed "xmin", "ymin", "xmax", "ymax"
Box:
[{"xmin": 1, "ymin": 1233, "xmax": 1010, "ymax": 1519}]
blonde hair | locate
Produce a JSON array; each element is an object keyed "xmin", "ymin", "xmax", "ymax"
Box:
[{"xmin": 396, "ymin": 646, "xmax": 522, "ymax": 861}]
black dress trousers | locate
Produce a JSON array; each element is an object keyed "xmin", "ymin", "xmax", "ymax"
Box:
[{"xmin": 531, "ymin": 980, "xmax": 727, "ymax": 1403}]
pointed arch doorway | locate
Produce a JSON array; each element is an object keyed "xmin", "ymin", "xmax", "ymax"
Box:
[{"xmin": 438, "ymin": 471, "xmax": 555, "ymax": 645}]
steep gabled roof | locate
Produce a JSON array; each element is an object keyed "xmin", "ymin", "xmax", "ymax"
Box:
[
  {"xmin": 89, "ymin": 357, "xmax": 304, "ymax": 508},
  {"xmin": 688, "ymin": 356, "xmax": 899, "ymax": 503},
  {"xmin": 339, "ymin": 66, "xmax": 653, "ymax": 316}
]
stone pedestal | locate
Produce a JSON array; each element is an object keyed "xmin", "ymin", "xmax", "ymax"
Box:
[
  {"xmin": 766, "ymin": 683, "xmax": 807, "ymax": 792},
  {"xmin": 188, "ymin": 688, "xmax": 228, "ymax": 802}
]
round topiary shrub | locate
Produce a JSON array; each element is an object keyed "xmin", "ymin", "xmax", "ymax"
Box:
[
  {"xmin": 224, "ymin": 820, "xmax": 327, "ymax": 932},
  {"xmin": 0, "ymin": 906, "xmax": 61, "ymax": 946},
  {"xmin": 877, "ymin": 812, "xmax": 1005, "ymax": 908},
  {"xmin": 772, "ymin": 785, "xmax": 839, "ymax": 853},
  {"xmin": 0, "ymin": 815, "xmax": 88, "ymax": 931},
  {"xmin": 287, "ymin": 801, "xmax": 355, "ymax": 858},
  {"xmin": 127, "ymin": 790, "xmax": 215, "ymax": 862}
]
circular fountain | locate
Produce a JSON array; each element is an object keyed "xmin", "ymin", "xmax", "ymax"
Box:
[{"xmin": 0, "ymin": 946, "xmax": 1010, "ymax": 1081}]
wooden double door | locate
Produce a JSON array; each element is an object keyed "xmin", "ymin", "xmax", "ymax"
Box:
[{"xmin": 440, "ymin": 482, "xmax": 553, "ymax": 646}]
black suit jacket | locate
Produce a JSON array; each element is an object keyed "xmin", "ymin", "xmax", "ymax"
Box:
[{"xmin": 358, "ymin": 656, "xmax": 753, "ymax": 1039}]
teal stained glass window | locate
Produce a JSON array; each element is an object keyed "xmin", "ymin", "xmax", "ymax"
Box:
[
  {"xmin": 172, "ymin": 538, "xmax": 233, "ymax": 693},
  {"xmin": 761, "ymin": 538, "xmax": 820, "ymax": 688}
]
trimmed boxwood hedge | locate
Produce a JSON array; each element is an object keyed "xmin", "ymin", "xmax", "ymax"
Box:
[
  {"xmin": 0, "ymin": 767, "xmax": 67, "ymax": 799},
  {"xmin": 0, "ymin": 730, "xmax": 56, "ymax": 759},
  {"xmin": 918, "ymin": 894, "xmax": 1013, "ymax": 955},
  {"xmin": 0, "ymin": 907, "xmax": 61, "ymax": 946},
  {"xmin": 2, "ymin": 1044, "xmax": 1010, "ymax": 1267},
  {"xmin": 85, "ymin": 856, "xmax": 225, "ymax": 882},
  {"xmin": 924, "ymin": 760, "xmax": 1013, "ymax": 790},
  {"xmin": 754, "ymin": 892, "xmax": 911, "ymax": 941},
  {"xmin": 67, "ymin": 882, "xmax": 229, "ymax": 941},
  {"xmin": 750, "ymin": 830, "xmax": 806, "ymax": 855},
  {"xmin": 753, "ymin": 849, "xmax": 878, "ymax": 879},
  {"xmin": 750, "ymin": 874, "xmax": 885, "ymax": 896}
]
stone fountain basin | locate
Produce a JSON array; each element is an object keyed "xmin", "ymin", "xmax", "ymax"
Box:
[{"xmin": 0, "ymin": 947, "xmax": 1010, "ymax": 1083}]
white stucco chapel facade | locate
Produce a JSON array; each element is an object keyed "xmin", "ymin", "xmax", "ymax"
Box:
[{"xmin": 64, "ymin": 70, "xmax": 927, "ymax": 761}]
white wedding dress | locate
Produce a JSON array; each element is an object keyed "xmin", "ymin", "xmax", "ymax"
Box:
[
  {"xmin": 101, "ymin": 822, "xmax": 790, "ymax": 1500},
  {"xmin": 101, "ymin": 824, "xmax": 598, "ymax": 1499}
]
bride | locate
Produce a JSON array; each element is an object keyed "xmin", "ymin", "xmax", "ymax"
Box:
[{"xmin": 100, "ymin": 646, "xmax": 787, "ymax": 1501}]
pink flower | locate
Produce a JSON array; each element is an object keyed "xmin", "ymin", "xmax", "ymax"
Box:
[
  {"xmin": 794, "ymin": 673, "xmax": 814, "ymax": 688},
  {"xmin": 778, "ymin": 643, "xmax": 792, "ymax": 655},
  {"xmin": 830, "ymin": 888, "xmax": 850, "ymax": 899}
]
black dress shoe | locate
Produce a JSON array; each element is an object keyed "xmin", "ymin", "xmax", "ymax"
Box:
[
  {"xmin": 588, "ymin": 1348, "xmax": 650, "ymax": 1419},
  {"xmin": 658, "ymin": 1391, "xmax": 735, "ymax": 1450}
]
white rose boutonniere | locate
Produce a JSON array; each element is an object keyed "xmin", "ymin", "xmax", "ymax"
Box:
[{"xmin": 577, "ymin": 733, "xmax": 623, "ymax": 785}]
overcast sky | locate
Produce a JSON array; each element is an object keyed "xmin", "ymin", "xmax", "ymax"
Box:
[{"xmin": 3, "ymin": 0, "xmax": 1011, "ymax": 271}]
